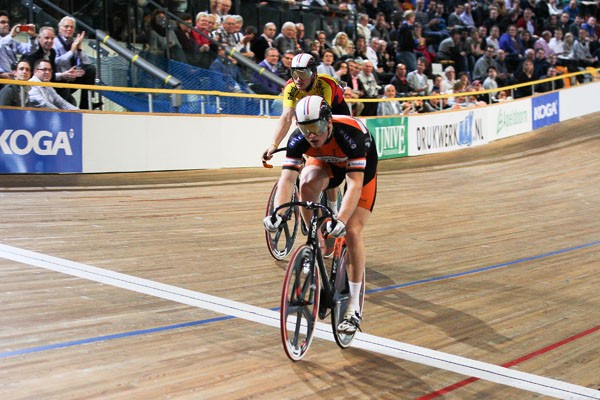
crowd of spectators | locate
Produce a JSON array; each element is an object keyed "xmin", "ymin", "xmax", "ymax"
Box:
[
  {"xmin": 0, "ymin": 10, "xmax": 98, "ymax": 109},
  {"xmin": 2, "ymin": 0, "xmax": 599, "ymax": 114},
  {"xmin": 130, "ymin": 0, "xmax": 598, "ymax": 115}
]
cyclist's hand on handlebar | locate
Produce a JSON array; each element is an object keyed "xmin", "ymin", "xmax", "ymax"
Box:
[
  {"xmin": 262, "ymin": 144, "xmax": 277, "ymax": 162},
  {"xmin": 326, "ymin": 219, "xmax": 346, "ymax": 238},
  {"xmin": 263, "ymin": 214, "xmax": 283, "ymax": 232}
]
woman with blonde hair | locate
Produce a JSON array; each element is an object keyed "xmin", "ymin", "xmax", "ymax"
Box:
[{"xmin": 332, "ymin": 32, "xmax": 353, "ymax": 59}]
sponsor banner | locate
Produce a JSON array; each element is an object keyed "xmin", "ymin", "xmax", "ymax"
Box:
[
  {"xmin": 0, "ymin": 109, "xmax": 82, "ymax": 173},
  {"xmin": 559, "ymin": 81, "xmax": 600, "ymax": 121},
  {"xmin": 408, "ymin": 108, "xmax": 488, "ymax": 156},
  {"xmin": 532, "ymin": 92, "xmax": 559, "ymax": 130},
  {"xmin": 488, "ymin": 99, "xmax": 532, "ymax": 140},
  {"xmin": 366, "ymin": 117, "xmax": 408, "ymax": 159}
]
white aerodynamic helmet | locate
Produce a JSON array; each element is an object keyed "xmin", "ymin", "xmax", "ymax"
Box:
[
  {"xmin": 291, "ymin": 53, "xmax": 318, "ymax": 72},
  {"xmin": 295, "ymin": 95, "xmax": 331, "ymax": 136}
]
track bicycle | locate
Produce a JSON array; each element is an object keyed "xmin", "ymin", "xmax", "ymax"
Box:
[
  {"xmin": 263, "ymin": 149, "xmax": 341, "ymax": 260},
  {"xmin": 270, "ymin": 201, "xmax": 365, "ymax": 361}
]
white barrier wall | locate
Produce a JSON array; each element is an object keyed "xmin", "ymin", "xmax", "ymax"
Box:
[{"xmin": 0, "ymin": 81, "xmax": 598, "ymax": 173}]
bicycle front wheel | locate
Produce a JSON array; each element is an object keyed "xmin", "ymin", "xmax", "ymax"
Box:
[
  {"xmin": 265, "ymin": 181, "xmax": 299, "ymax": 260},
  {"xmin": 280, "ymin": 245, "xmax": 320, "ymax": 361},
  {"xmin": 331, "ymin": 242, "xmax": 365, "ymax": 349}
]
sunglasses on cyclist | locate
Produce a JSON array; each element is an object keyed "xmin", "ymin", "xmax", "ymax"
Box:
[
  {"xmin": 291, "ymin": 68, "xmax": 313, "ymax": 81},
  {"xmin": 298, "ymin": 119, "xmax": 328, "ymax": 137}
]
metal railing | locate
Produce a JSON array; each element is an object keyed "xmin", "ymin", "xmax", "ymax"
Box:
[{"xmin": 2, "ymin": 68, "xmax": 598, "ymax": 114}]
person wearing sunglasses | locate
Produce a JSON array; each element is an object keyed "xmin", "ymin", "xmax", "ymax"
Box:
[
  {"xmin": 263, "ymin": 95, "xmax": 378, "ymax": 334},
  {"xmin": 262, "ymin": 53, "xmax": 350, "ymax": 162}
]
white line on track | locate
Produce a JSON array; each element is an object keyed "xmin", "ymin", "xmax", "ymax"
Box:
[{"xmin": 0, "ymin": 243, "xmax": 598, "ymax": 400}]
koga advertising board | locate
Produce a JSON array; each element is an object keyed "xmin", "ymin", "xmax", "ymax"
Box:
[{"xmin": 0, "ymin": 109, "xmax": 82, "ymax": 173}]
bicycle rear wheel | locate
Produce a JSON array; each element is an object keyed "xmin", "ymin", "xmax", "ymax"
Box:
[
  {"xmin": 331, "ymin": 242, "xmax": 365, "ymax": 349},
  {"xmin": 280, "ymin": 244, "xmax": 320, "ymax": 361},
  {"xmin": 265, "ymin": 181, "xmax": 299, "ymax": 260}
]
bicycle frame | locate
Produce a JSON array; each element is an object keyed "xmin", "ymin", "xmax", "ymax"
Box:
[{"xmin": 274, "ymin": 201, "xmax": 338, "ymax": 312}]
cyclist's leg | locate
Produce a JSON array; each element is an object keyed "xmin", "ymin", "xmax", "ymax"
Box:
[
  {"xmin": 298, "ymin": 164, "xmax": 329, "ymax": 225},
  {"xmin": 337, "ymin": 176, "xmax": 376, "ymax": 333},
  {"xmin": 345, "ymin": 206, "xmax": 370, "ymax": 297}
]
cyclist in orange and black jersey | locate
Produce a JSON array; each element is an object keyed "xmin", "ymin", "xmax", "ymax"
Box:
[
  {"xmin": 283, "ymin": 114, "xmax": 377, "ymax": 206},
  {"xmin": 264, "ymin": 95, "xmax": 377, "ymax": 334}
]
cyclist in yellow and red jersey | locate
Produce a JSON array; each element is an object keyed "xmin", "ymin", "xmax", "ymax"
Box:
[
  {"xmin": 261, "ymin": 53, "xmax": 349, "ymax": 163},
  {"xmin": 264, "ymin": 95, "xmax": 377, "ymax": 334}
]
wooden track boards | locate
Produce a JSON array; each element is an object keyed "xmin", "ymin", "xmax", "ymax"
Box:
[{"xmin": 0, "ymin": 114, "xmax": 599, "ymax": 399}]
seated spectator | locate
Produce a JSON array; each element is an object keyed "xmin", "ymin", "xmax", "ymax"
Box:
[
  {"xmin": 371, "ymin": 12, "xmax": 392, "ymax": 42},
  {"xmin": 209, "ymin": 46, "xmax": 246, "ymax": 92},
  {"xmin": 236, "ymin": 25, "xmax": 257, "ymax": 61},
  {"xmin": 473, "ymin": 46, "xmax": 498, "ymax": 82},
  {"xmin": 549, "ymin": 28, "xmax": 565, "ymax": 57},
  {"xmin": 251, "ymin": 47, "xmax": 281, "ymax": 95},
  {"xmin": 0, "ymin": 59, "xmax": 31, "ymax": 106},
  {"xmin": 390, "ymin": 63, "xmax": 412, "ymax": 97},
  {"xmin": 572, "ymin": 28, "xmax": 599, "ymax": 68},
  {"xmin": 514, "ymin": 58, "xmax": 538, "ymax": 98},
  {"xmin": 211, "ymin": 14, "xmax": 243, "ymax": 49},
  {"xmin": 499, "ymin": 25, "xmax": 525, "ymax": 72},
  {"xmin": 251, "ymin": 22, "xmax": 276, "ymax": 63},
  {"xmin": 377, "ymin": 84, "xmax": 403, "ymax": 115},
  {"xmin": 427, "ymin": 87, "xmax": 451, "ymax": 110},
  {"xmin": 517, "ymin": 8, "xmax": 539, "ymax": 38},
  {"xmin": 581, "ymin": 17, "xmax": 599, "ymax": 41},
  {"xmin": 537, "ymin": 66, "xmax": 564, "ymax": 92},
  {"xmin": 358, "ymin": 59, "xmax": 381, "ymax": 116},
  {"xmin": 147, "ymin": 9, "xmax": 186, "ymax": 62},
  {"xmin": 174, "ymin": 13, "xmax": 202, "ymax": 67},
  {"xmin": 273, "ymin": 21, "xmax": 298, "ymax": 55},
  {"xmin": 331, "ymin": 31, "xmax": 352, "ymax": 59},
  {"xmin": 493, "ymin": 89, "xmax": 514, "ymax": 102},
  {"xmin": 315, "ymin": 30, "xmax": 331, "ymax": 51},
  {"xmin": 441, "ymin": 65, "xmax": 457, "ymax": 93},
  {"xmin": 53, "ymin": 16, "xmax": 97, "ymax": 110},
  {"xmin": 353, "ymin": 35, "xmax": 369, "ymax": 60},
  {"xmin": 333, "ymin": 59, "xmax": 349, "ymax": 83},
  {"xmin": 486, "ymin": 25, "xmax": 501, "ymax": 50},
  {"xmin": 317, "ymin": 49, "xmax": 336, "ymax": 77},
  {"xmin": 406, "ymin": 56, "xmax": 429, "ymax": 95},
  {"xmin": 533, "ymin": 47, "xmax": 550, "ymax": 76},
  {"xmin": 0, "ymin": 11, "xmax": 36, "ymax": 80},
  {"xmin": 534, "ymin": 30, "xmax": 554, "ymax": 60},
  {"xmin": 189, "ymin": 11, "xmax": 218, "ymax": 68},
  {"xmin": 295, "ymin": 22, "xmax": 310, "ymax": 53},
  {"xmin": 343, "ymin": 58, "xmax": 367, "ymax": 115},
  {"xmin": 437, "ymin": 28, "xmax": 469, "ymax": 75},
  {"xmin": 483, "ymin": 65, "xmax": 499, "ymax": 98},
  {"xmin": 277, "ymin": 50, "xmax": 294, "ymax": 81},
  {"xmin": 520, "ymin": 30, "xmax": 537, "ymax": 50},
  {"xmin": 28, "ymin": 59, "xmax": 78, "ymax": 110}
]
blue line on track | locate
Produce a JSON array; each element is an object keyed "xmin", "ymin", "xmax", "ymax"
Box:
[{"xmin": 2, "ymin": 240, "xmax": 599, "ymax": 359}]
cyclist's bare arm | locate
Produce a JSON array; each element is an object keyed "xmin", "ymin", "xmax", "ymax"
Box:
[
  {"xmin": 337, "ymin": 171, "xmax": 364, "ymax": 224},
  {"xmin": 274, "ymin": 168, "xmax": 299, "ymax": 214},
  {"xmin": 263, "ymin": 107, "xmax": 295, "ymax": 161}
]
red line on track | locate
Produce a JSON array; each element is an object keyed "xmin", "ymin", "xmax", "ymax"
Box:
[{"xmin": 416, "ymin": 324, "xmax": 600, "ymax": 400}]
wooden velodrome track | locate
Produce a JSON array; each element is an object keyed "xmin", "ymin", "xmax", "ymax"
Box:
[{"xmin": 1, "ymin": 113, "xmax": 599, "ymax": 400}]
